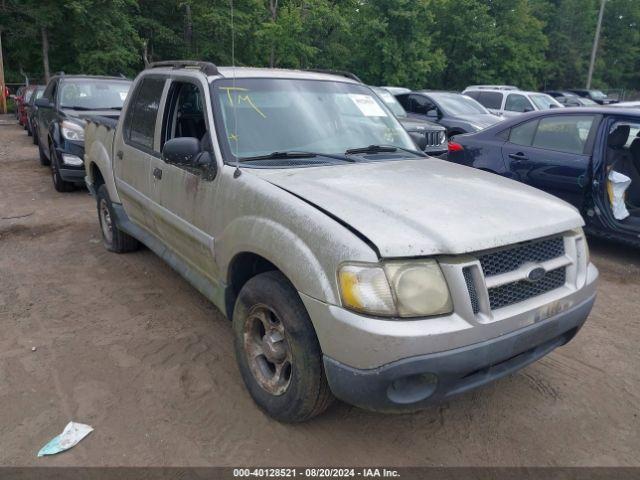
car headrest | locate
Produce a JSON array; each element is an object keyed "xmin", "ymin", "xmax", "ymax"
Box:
[{"xmin": 608, "ymin": 125, "xmax": 630, "ymax": 149}]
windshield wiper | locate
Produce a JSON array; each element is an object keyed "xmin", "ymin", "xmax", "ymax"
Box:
[
  {"xmin": 345, "ymin": 144, "xmax": 426, "ymax": 157},
  {"xmin": 63, "ymin": 105, "xmax": 94, "ymax": 111},
  {"xmin": 239, "ymin": 151, "xmax": 354, "ymax": 162}
]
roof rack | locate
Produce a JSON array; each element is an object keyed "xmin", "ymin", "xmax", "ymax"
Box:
[
  {"xmin": 147, "ymin": 60, "xmax": 220, "ymax": 76},
  {"xmin": 466, "ymin": 85, "xmax": 519, "ymax": 91},
  {"xmin": 306, "ymin": 69, "xmax": 362, "ymax": 83}
]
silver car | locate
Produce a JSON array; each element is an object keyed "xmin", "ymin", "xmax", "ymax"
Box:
[{"xmin": 84, "ymin": 62, "xmax": 598, "ymax": 422}]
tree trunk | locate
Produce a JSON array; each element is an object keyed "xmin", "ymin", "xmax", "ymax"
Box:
[
  {"xmin": 184, "ymin": 4, "xmax": 193, "ymax": 53},
  {"xmin": 0, "ymin": 28, "xmax": 6, "ymax": 114},
  {"xmin": 41, "ymin": 27, "xmax": 50, "ymax": 83},
  {"xmin": 142, "ymin": 39, "xmax": 150, "ymax": 67},
  {"xmin": 268, "ymin": 0, "xmax": 278, "ymax": 68}
]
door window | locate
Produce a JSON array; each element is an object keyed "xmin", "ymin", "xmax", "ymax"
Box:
[
  {"xmin": 43, "ymin": 80, "xmax": 57, "ymax": 103},
  {"xmin": 161, "ymin": 81, "xmax": 207, "ymax": 150},
  {"xmin": 409, "ymin": 94, "xmax": 437, "ymax": 116},
  {"xmin": 505, "ymin": 94, "xmax": 534, "ymax": 113},
  {"xmin": 124, "ymin": 77, "xmax": 166, "ymax": 151},
  {"xmin": 476, "ymin": 92, "xmax": 503, "ymax": 110},
  {"xmin": 532, "ymin": 115, "xmax": 595, "ymax": 154},
  {"xmin": 508, "ymin": 119, "xmax": 539, "ymax": 146}
]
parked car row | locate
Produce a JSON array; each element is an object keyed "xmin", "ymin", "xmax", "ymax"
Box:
[{"xmin": 16, "ymin": 62, "xmax": 640, "ymax": 423}]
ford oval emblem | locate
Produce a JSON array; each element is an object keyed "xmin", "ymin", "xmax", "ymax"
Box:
[{"xmin": 527, "ymin": 267, "xmax": 546, "ymax": 282}]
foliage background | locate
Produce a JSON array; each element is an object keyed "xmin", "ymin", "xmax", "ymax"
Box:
[{"xmin": 1, "ymin": 0, "xmax": 639, "ymax": 92}]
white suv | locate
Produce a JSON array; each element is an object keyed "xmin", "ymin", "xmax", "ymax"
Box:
[{"xmin": 463, "ymin": 87, "xmax": 563, "ymax": 117}]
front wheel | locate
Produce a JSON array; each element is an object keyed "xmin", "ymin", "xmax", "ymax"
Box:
[
  {"xmin": 50, "ymin": 147, "xmax": 75, "ymax": 193},
  {"xmin": 233, "ymin": 271, "xmax": 334, "ymax": 422}
]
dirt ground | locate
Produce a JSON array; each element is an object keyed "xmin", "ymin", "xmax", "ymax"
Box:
[{"xmin": 0, "ymin": 115, "xmax": 638, "ymax": 467}]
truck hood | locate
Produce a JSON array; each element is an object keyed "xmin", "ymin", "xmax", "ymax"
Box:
[
  {"xmin": 399, "ymin": 117, "xmax": 445, "ymax": 132},
  {"xmin": 251, "ymin": 158, "xmax": 583, "ymax": 258}
]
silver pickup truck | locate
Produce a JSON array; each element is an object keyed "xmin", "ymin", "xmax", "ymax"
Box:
[{"xmin": 84, "ymin": 61, "xmax": 598, "ymax": 422}]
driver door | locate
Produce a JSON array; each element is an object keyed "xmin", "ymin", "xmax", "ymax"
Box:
[{"xmin": 147, "ymin": 77, "xmax": 221, "ymax": 282}]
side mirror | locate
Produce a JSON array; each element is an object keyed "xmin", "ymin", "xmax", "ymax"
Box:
[
  {"xmin": 408, "ymin": 132, "xmax": 428, "ymax": 151},
  {"xmin": 35, "ymin": 98, "xmax": 51, "ymax": 108},
  {"xmin": 523, "ymin": 106, "xmax": 534, "ymax": 113},
  {"xmin": 162, "ymin": 137, "xmax": 201, "ymax": 165},
  {"xmin": 162, "ymin": 137, "xmax": 218, "ymax": 180},
  {"xmin": 549, "ymin": 104, "xmax": 560, "ymax": 109}
]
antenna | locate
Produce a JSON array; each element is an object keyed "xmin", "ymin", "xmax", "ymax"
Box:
[{"xmin": 230, "ymin": 0, "xmax": 241, "ymax": 178}]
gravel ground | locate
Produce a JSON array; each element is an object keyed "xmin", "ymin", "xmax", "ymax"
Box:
[{"xmin": 0, "ymin": 115, "xmax": 638, "ymax": 467}]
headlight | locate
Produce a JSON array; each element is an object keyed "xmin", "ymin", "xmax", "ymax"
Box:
[
  {"xmin": 338, "ymin": 260, "xmax": 453, "ymax": 318},
  {"xmin": 338, "ymin": 264, "xmax": 395, "ymax": 316},
  {"xmin": 61, "ymin": 120, "xmax": 85, "ymax": 141}
]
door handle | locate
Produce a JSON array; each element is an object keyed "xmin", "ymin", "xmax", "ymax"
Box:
[
  {"xmin": 116, "ymin": 150, "xmax": 123, "ymax": 160},
  {"xmin": 153, "ymin": 167, "xmax": 163, "ymax": 180},
  {"xmin": 508, "ymin": 152, "xmax": 528, "ymax": 160}
]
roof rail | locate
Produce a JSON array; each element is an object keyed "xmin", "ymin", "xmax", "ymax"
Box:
[
  {"xmin": 466, "ymin": 85, "xmax": 519, "ymax": 91},
  {"xmin": 306, "ymin": 69, "xmax": 362, "ymax": 83},
  {"xmin": 147, "ymin": 60, "xmax": 220, "ymax": 76}
]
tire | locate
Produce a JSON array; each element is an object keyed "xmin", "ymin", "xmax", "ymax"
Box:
[
  {"xmin": 50, "ymin": 145, "xmax": 75, "ymax": 193},
  {"xmin": 38, "ymin": 139, "xmax": 50, "ymax": 166},
  {"xmin": 96, "ymin": 184, "xmax": 139, "ymax": 253},
  {"xmin": 26, "ymin": 122, "xmax": 32, "ymax": 136},
  {"xmin": 232, "ymin": 271, "xmax": 334, "ymax": 422},
  {"xmin": 32, "ymin": 125, "xmax": 38, "ymax": 145}
]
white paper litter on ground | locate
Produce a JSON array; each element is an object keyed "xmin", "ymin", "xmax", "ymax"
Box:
[
  {"xmin": 37, "ymin": 422, "xmax": 93, "ymax": 457},
  {"xmin": 607, "ymin": 170, "xmax": 631, "ymax": 220}
]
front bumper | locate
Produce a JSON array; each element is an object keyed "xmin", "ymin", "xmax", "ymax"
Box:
[
  {"xmin": 323, "ymin": 293, "xmax": 595, "ymax": 412},
  {"xmin": 55, "ymin": 141, "xmax": 85, "ymax": 182}
]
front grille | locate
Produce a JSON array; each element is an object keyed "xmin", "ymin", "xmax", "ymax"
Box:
[
  {"xmin": 463, "ymin": 267, "xmax": 479, "ymax": 314},
  {"xmin": 488, "ymin": 267, "xmax": 566, "ymax": 310},
  {"xmin": 479, "ymin": 236, "xmax": 565, "ymax": 277},
  {"xmin": 424, "ymin": 130, "xmax": 445, "ymax": 147}
]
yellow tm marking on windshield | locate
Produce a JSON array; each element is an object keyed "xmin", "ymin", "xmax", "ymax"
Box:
[
  {"xmin": 229, "ymin": 133, "xmax": 239, "ymax": 142},
  {"xmin": 219, "ymin": 86, "xmax": 267, "ymax": 118}
]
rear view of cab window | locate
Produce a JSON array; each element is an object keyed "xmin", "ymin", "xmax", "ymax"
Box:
[{"xmin": 125, "ymin": 77, "xmax": 165, "ymax": 150}]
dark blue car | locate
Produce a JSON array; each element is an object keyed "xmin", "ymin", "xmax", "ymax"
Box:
[{"xmin": 446, "ymin": 107, "xmax": 640, "ymax": 247}]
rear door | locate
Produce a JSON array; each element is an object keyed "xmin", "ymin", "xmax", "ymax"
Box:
[
  {"xmin": 501, "ymin": 114, "xmax": 599, "ymax": 209},
  {"xmin": 114, "ymin": 75, "xmax": 168, "ymax": 230}
]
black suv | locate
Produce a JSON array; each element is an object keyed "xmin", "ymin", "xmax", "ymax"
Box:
[
  {"xmin": 395, "ymin": 91, "xmax": 502, "ymax": 136},
  {"xmin": 372, "ymin": 87, "xmax": 447, "ymax": 156},
  {"xmin": 35, "ymin": 74, "xmax": 132, "ymax": 192},
  {"xmin": 568, "ymin": 89, "xmax": 618, "ymax": 105}
]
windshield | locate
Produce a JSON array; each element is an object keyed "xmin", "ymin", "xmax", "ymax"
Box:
[
  {"xmin": 371, "ymin": 87, "xmax": 407, "ymax": 118},
  {"xmin": 59, "ymin": 79, "xmax": 131, "ymax": 110},
  {"xmin": 530, "ymin": 94, "xmax": 562, "ymax": 110},
  {"xmin": 578, "ymin": 97, "xmax": 598, "ymax": 106},
  {"xmin": 432, "ymin": 93, "xmax": 489, "ymax": 115},
  {"xmin": 212, "ymin": 78, "xmax": 416, "ymax": 163}
]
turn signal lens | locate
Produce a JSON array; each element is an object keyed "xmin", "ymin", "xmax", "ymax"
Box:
[{"xmin": 338, "ymin": 264, "xmax": 395, "ymax": 316}]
